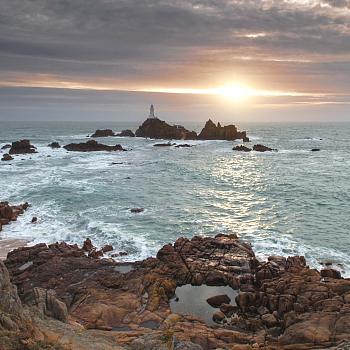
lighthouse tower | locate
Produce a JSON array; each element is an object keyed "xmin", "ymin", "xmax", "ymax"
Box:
[{"xmin": 147, "ymin": 104, "xmax": 157, "ymax": 119}]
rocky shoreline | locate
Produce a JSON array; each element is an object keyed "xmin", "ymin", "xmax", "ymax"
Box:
[{"xmin": 0, "ymin": 232, "xmax": 349, "ymax": 350}]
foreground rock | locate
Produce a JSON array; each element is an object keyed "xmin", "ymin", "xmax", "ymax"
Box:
[
  {"xmin": 4, "ymin": 234, "xmax": 350, "ymax": 350},
  {"xmin": 198, "ymin": 120, "xmax": 249, "ymax": 142},
  {"xmin": 64, "ymin": 140, "xmax": 127, "ymax": 152},
  {"xmin": 136, "ymin": 119, "xmax": 197, "ymax": 140},
  {"xmin": 0, "ymin": 201, "xmax": 29, "ymax": 230},
  {"xmin": 91, "ymin": 129, "xmax": 116, "ymax": 137},
  {"xmin": 9, "ymin": 139, "xmax": 37, "ymax": 154}
]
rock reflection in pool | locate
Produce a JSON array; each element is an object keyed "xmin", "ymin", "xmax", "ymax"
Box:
[{"xmin": 170, "ymin": 284, "xmax": 238, "ymax": 326}]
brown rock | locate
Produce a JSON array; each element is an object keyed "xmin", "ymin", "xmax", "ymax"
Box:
[
  {"xmin": 131, "ymin": 208, "xmax": 144, "ymax": 213},
  {"xmin": 321, "ymin": 268, "xmax": 341, "ymax": 279},
  {"xmin": 206, "ymin": 294, "xmax": 231, "ymax": 308},
  {"xmin": 48, "ymin": 142, "xmax": 61, "ymax": 148},
  {"xmin": 91, "ymin": 129, "xmax": 115, "ymax": 137},
  {"xmin": 31, "ymin": 217, "xmax": 37, "ymax": 223},
  {"xmin": 83, "ymin": 238, "xmax": 94, "ymax": 252},
  {"xmin": 212, "ymin": 311, "xmax": 225, "ymax": 323},
  {"xmin": 198, "ymin": 119, "xmax": 249, "ymax": 141},
  {"xmin": 116, "ymin": 129, "xmax": 135, "ymax": 137},
  {"xmin": 261, "ymin": 313, "xmax": 277, "ymax": 327},
  {"xmin": 102, "ymin": 245, "xmax": 114, "ymax": 253}
]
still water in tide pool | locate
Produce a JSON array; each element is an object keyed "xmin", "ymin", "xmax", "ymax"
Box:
[{"xmin": 1, "ymin": 121, "xmax": 349, "ymax": 276}]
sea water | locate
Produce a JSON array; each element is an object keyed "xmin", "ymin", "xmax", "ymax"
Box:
[{"xmin": 1, "ymin": 121, "xmax": 349, "ymax": 276}]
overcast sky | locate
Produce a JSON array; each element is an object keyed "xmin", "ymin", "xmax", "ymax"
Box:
[{"xmin": 1, "ymin": 0, "xmax": 350, "ymax": 122}]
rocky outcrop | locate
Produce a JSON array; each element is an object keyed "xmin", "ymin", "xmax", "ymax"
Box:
[
  {"xmin": 136, "ymin": 119, "xmax": 197, "ymax": 140},
  {"xmin": 3, "ymin": 234, "xmax": 350, "ymax": 350},
  {"xmin": 198, "ymin": 120, "xmax": 249, "ymax": 142},
  {"xmin": 9, "ymin": 139, "xmax": 37, "ymax": 154},
  {"xmin": 91, "ymin": 129, "xmax": 115, "ymax": 137},
  {"xmin": 252, "ymin": 144, "xmax": 277, "ymax": 152},
  {"xmin": 48, "ymin": 142, "xmax": 61, "ymax": 148},
  {"xmin": 116, "ymin": 129, "xmax": 135, "ymax": 137},
  {"xmin": 1, "ymin": 144, "xmax": 11, "ymax": 150},
  {"xmin": 233, "ymin": 145, "xmax": 252, "ymax": 152},
  {"xmin": 63, "ymin": 140, "xmax": 127, "ymax": 152},
  {"xmin": 1, "ymin": 153, "xmax": 14, "ymax": 161},
  {"xmin": 0, "ymin": 201, "xmax": 29, "ymax": 230}
]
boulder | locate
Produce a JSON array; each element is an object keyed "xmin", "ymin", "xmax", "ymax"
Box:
[
  {"xmin": 9, "ymin": 139, "xmax": 37, "ymax": 154},
  {"xmin": 321, "ymin": 268, "xmax": 341, "ymax": 279},
  {"xmin": 198, "ymin": 120, "xmax": 249, "ymax": 141},
  {"xmin": 212, "ymin": 311, "xmax": 225, "ymax": 323},
  {"xmin": 91, "ymin": 129, "xmax": 115, "ymax": 137},
  {"xmin": 48, "ymin": 142, "xmax": 61, "ymax": 148},
  {"xmin": 1, "ymin": 153, "xmax": 14, "ymax": 161},
  {"xmin": 116, "ymin": 129, "xmax": 135, "ymax": 137},
  {"xmin": 206, "ymin": 294, "xmax": 231, "ymax": 308},
  {"xmin": 63, "ymin": 140, "xmax": 126, "ymax": 152}
]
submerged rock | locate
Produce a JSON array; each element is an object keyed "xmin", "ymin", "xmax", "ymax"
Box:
[
  {"xmin": 233, "ymin": 145, "xmax": 252, "ymax": 152},
  {"xmin": 63, "ymin": 140, "xmax": 127, "ymax": 152},
  {"xmin": 9, "ymin": 139, "xmax": 37, "ymax": 154}
]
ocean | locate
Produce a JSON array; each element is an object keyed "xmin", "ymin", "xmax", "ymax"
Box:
[{"xmin": 1, "ymin": 121, "xmax": 349, "ymax": 277}]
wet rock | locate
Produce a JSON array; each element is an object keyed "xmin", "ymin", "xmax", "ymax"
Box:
[
  {"xmin": 1, "ymin": 153, "xmax": 14, "ymax": 161},
  {"xmin": 198, "ymin": 120, "xmax": 249, "ymax": 141},
  {"xmin": 102, "ymin": 245, "xmax": 113, "ymax": 253},
  {"xmin": 116, "ymin": 129, "xmax": 135, "ymax": 137},
  {"xmin": 233, "ymin": 145, "xmax": 252, "ymax": 152},
  {"xmin": 21, "ymin": 287, "xmax": 68, "ymax": 323},
  {"xmin": 131, "ymin": 208, "xmax": 144, "ymax": 213},
  {"xmin": 1, "ymin": 144, "xmax": 11, "ymax": 149},
  {"xmin": 311, "ymin": 148, "xmax": 320, "ymax": 152},
  {"xmin": 91, "ymin": 129, "xmax": 115, "ymax": 137},
  {"xmin": 64, "ymin": 140, "xmax": 127, "ymax": 152},
  {"xmin": 154, "ymin": 142, "xmax": 175, "ymax": 147},
  {"xmin": 48, "ymin": 142, "xmax": 61, "ymax": 148},
  {"xmin": 0, "ymin": 201, "xmax": 29, "ymax": 228},
  {"xmin": 175, "ymin": 144, "xmax": 193, "ymax": 148},
  {"xmin": 9, "ymin": 139, "xmax": 37, "ymax": 154},
  {"xmin": 252, "ymin": 144, "xmax": 277, "ymax": 152},
  {"xmin": 31, "ymin": 217, "xmax": 37, "ymax": 223},
  {"xmin": 83, "ymin": 237, "xmax": 94, "ymax": 252},
  {"xmin": 206, "ymin": 294, "xmax": 231, "ymax": 308}
]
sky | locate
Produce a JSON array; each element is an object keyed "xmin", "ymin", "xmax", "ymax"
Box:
[{"xmin": 1, "ymin": 0, "xmax": 350, "ymax": 122}]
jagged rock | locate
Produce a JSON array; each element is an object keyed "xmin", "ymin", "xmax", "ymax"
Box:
[
  {"xmin": 21, "ymin": 287, "xmax": 68, "ymax": 323},
  {"xmin": 83, "ymin": 237, "xmax": 94, "ymax": 252},
  {"xmin": 206, "ymin": 294, "xmax": 231, "ymax": 308},
  {"xmin": 48, "ymin": 142, "xmax": 61, "ymax": 148},
  {"xmin": 91, "ymin": 129, "xmax": 115, "ymax": 137},
  {"xmin": 63, "ymin": 140, "xmax": 126, "ymax": 152},
  {"xmin": 252, "ymin": 144, "xmax": 277, "ymax": 152},
  {"xmin": 1, "ymin": 153, "xmax": 14, "ymax": 161},
  {"xmin": 9, "ymin": 139, "xmax": 37, "ymax": 154},
  {"xmin": 198, "ymin": 120, "xmax": 249, "ymax": 141},
  {"xmin": 135, "ymin": 119, "xmax": 197, "ymax": 140},
  {"xmin": 116, "ymin": 129, "xmax": 135, "ymax": 137}
]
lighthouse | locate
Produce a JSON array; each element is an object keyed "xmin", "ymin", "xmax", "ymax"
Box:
[{"xmin": 147, "ymin": 104, "xmax": 157, "ymax": 119}]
